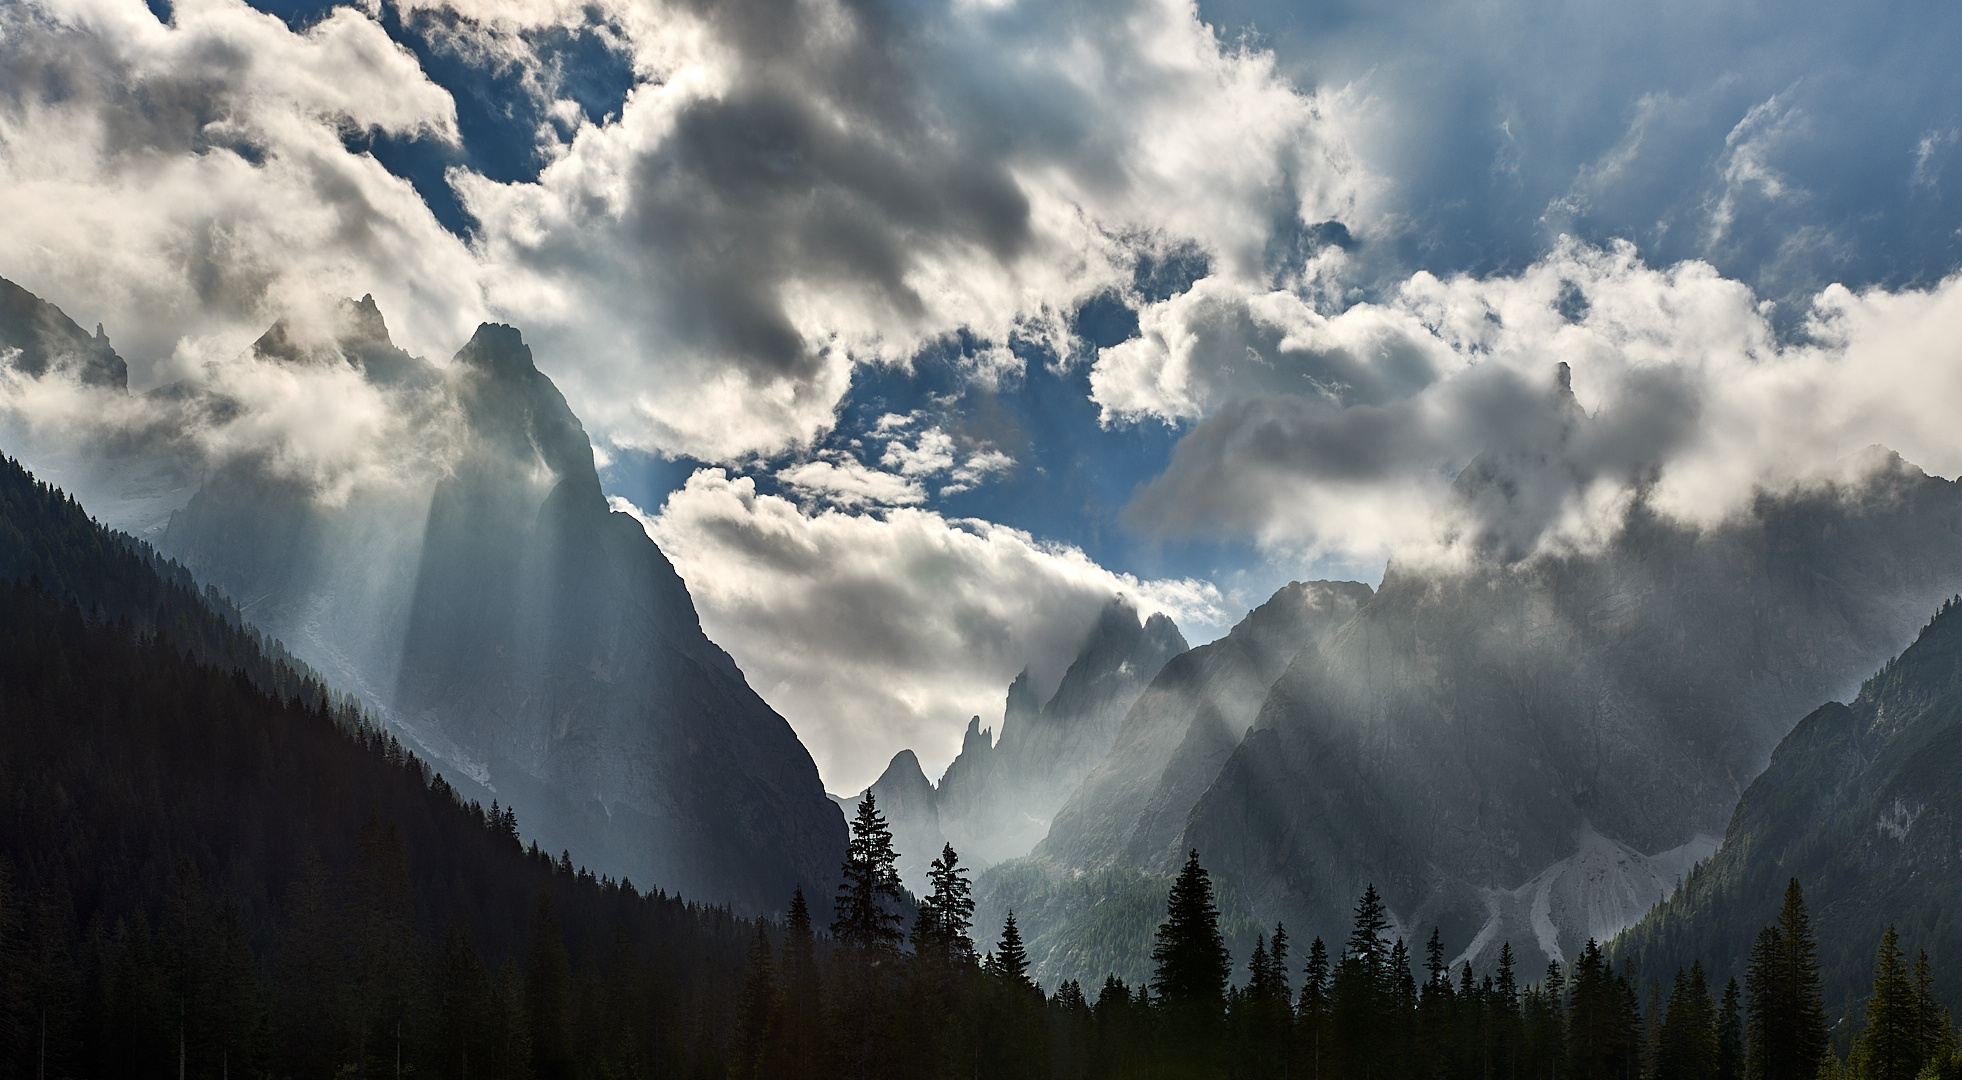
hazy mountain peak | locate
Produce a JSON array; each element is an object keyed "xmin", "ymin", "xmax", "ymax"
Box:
[
  {"xmin": 249, "ymin": 294, "xmax": 417, "ymax": 381},
  {"xmin": 152, "ymin": 296, "xmax": 846, "ymax": 912},
  {"xmin": 0, "ymin": 275, "xmax": 127, "ymax": 390},
  {"xmin": 455, "ymin": 322, "xmax": 536, "ymax": 378}
]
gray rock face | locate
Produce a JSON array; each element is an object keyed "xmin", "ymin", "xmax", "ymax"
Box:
[
  {"xmin": 0, "ymin": 277, "xmax": 127, "ymax": 389},
  {"xmin": 1180, "ymin": 452, "xmax": 1962, "ymax": 973},
  {"xmin": 859, "ymin": 599, "xmax": 1188, "ymax": 889},
  {"xmin": 1036, "ymin": 579, "xmax": 1373, "ymax": 875},
  {"xmin": 161, "ymin": 308, "xmax": 845, "ymax": 913},
  {"xmin": 1616, "ymin": 596, "xmax": 1962, "ymax": 1014}
]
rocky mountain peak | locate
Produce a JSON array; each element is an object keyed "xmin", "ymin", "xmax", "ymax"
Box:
[
  {"xmin": 455, "ymin": 322, "xmax": 537, "ymax": 379},
  {"xmin": 0, "ymin": 275, "xmax": 127, "ymax": 390}
]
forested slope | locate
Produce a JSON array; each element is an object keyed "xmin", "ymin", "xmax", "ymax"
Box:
[
  {"xmin": 1615, "ymin": 595, "xmax": 1962, "ymax": 1019},
  {"xmin": 0, "ymin": 459, "xmax": 754, "ymax": 1077}
]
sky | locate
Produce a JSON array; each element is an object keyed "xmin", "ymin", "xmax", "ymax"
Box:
[{"xmin": 4, "ymin": 0, "xmax": 1962, "ymax": 791}]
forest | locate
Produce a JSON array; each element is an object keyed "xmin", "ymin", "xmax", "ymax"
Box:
[{"xmin": 2, "ymin": 456, "xmax": 1960, "ymax": 1080}]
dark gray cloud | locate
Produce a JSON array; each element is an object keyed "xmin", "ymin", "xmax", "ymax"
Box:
[{"xmin": 458, "ymin": 0, "xmax": 1346, "ymax": 458}]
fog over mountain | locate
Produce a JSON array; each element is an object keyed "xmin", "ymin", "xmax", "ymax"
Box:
[
  {"xmin": 842, "ymin": 597, "xmax": 1186, "ymax": 891},
  {"xmin": 1177, "ymin": 427, "xmax": 1962, "ymax": 974},
  {"xmin": 6, "ymin": 0, "xmax": 1962, "ymax": 1017},
  {"xmin": 3, "ymin": 279, "xmax": 844, "ymax": 913}
]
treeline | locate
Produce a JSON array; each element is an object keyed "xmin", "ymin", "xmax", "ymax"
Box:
[
  {"xmin": 0, "ymin": 455, "xmax": 331, "ymax": 708},
  {"xmin": 727, "ymin": 799, "xmax": 1962, "ymax": 1080},
  {"xmin": 0, "ymin": 577, "xmax": 756, "ymax": 1078}
]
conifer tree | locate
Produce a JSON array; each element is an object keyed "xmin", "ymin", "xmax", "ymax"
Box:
[
  {"xmin": 923, "ymin": 844, "xmax": 975, "ymax": 968},
  {"xmin": 1300, "ymin": 936, "xmax": 1333, "ymax": 1080},
  {"xmin": 1333, "ymin": 886, "xmax": 1392, "ymax": 1078},
  {"xmin": 832, "ymin": 793, "xmax": 905, "ymax": 955},
  {"xmin": 1566, "ymin": 939, "xmax": 1636, "ymax": 1080},
  {"xmin": 1424, "ymin": 928, "xmax": 1449, "ymax": 995},
  {"xmin": 780, "ymin": 889, "xmax": 826, "ymax": 1080},
  {"xmin": 1149, "ymin": 851, "xmax": 1230, "ymax": 1011},
  {"xmin": 1913, "ymin": 949, "xmax": 1953, "ymax": 1071},
  {"xmin": 1656, "ymin": 962, "xmax": 1719, "ymax": 1080},
  {"xmin": 989, "ymin": 913, "xmax": 1031, "ymax": 987},
  {"xmin": 1744, "ymin": 879, "xmax": 1828, "ymax": 1079},
  {"xmin": 1150, "ymin": 851, "xmax": 1231, "ymax": 1076},
  {"xmin": 1717, "ymin": 977, "xmax": 1744, "ymax": 1080},
  {"xmin": 1248, "ymin": 936, "xmax": 1272, "ymax": 997},
  {"xmin": 1269, "ymin": 924, "xmax": 1292, "ymax": 1003},
  {"xmin": 731, "ymin": 925, "xmax": 779, "ymax": 1080},
  {"xmin": 1857, "ymin": 926, "xmax": 1920, "ymax": 1080}
]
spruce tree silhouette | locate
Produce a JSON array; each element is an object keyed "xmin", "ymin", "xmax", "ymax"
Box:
[
  {"xmin": 1745, "ymin": 879, "xmax": 1828, "ymax": 1077},
  {"xmin": 781, "ymin": 888, "xmax": 827, "ymax": 1080},
  {"xmin": 925, "ymin": 844, "xmax": 975, "ymax": 967},
  {"xmin": 1860, "ymin": 927, "xmax": 1922, "ymax": 1080},
  {"xmin": 988, "ymin": 913, "xmax": 1030, "ymax": 986},
  {"xmin": 1151, "ymin": 850, "xmax": 1230, "ymax": 1076},
  {"xmin": 832, "ymin": 793, "xmax": 904, "ymax": 954},
  {"xmin": 730, "ymin": 925, "xmax": 778, "ymax": 1080},
  {"xmin": 1151, "ymin": 851, "xmax": 1230, "ymax": 1008},
  {"xmin": 831, "ymin": 793, "xmax": 904, "ymax": 1080}
]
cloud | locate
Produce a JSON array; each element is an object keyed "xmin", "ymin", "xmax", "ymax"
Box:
[
  {"xmin": 1120, "ymin": 238, "xmax": 1962, "ymax": 567},
  {"xmin": 621, "ymin": 471, "xmax": 1224, "ymax": 792},
  {"xmin": 777, "ymin": 456, "xmax": 925, "ymax": 508},
  {"xmin": 453, "ymin": 0, "xmax": 1367, "ymax": 460},
  {"xmin": 0, "ymin": 0, "xmax": 486, "ymax": 375},
  {"xmin": 0, "ymin": 296, "xmax": 466, "ymax": 532}
]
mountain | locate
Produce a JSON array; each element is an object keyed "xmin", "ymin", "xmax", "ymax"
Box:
[
  {"xmin": 1178, "ymin": 448, "xmax": 1962, "ymax": 976},
  {"xmin": 153, "ymin": 298, "xmax": 845, "ymax": 913},
  {"xmin": 0, "ymin": 456, "xmax": 754, "ymax": 1076},
  {"xmin": 848, "ymin": 598, "xmax": 1187, "ymax": 890},
  {"xmin": 1614, "ymin": 595, "xmax": 1962, "ymax": 1015},
  {"xmin": 0, "ymin": 276, "xmax": 127, "ymax": 388},
  {"xmin": 1036, "ymin": 579, "xmax": 1374, "ymax": 875}
]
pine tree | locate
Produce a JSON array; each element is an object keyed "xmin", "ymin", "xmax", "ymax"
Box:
[
  {"xmin": 731, "ymin": 925, "xmax": 779, "ymax": 1080},
  {"xmin": 925, "ymin": 844, "xmax": 975, "ymax": 968},
  {"xmin": 1744, "ymin": 879, "xmax": 1828, "ymax": 1079},
  {"xmin": 1150, "ymin": 850, "xmax": 1231, "ymax": 1075},
  {"xmin": 1269, "ymin": 924, "xmax": 1292, "ymax": 1004},
  {"xmin": 1300, "ymin": 936, "xmax": 1333, "ymax": 1080},
  {"xmin": 831, "ymin": 793, "xmax": 905, "ymax": 955},
  {"xmin": 1716, "ymin": 978, "xmax": 1743, "ymax": 1080},
  {"xmin": 1248, "ymin": 936, "xmax": 1272, "ymax": 997},
  {"xmin": 1424, "ymin": 928, "xmax": 1449, "ymax": 994},
  {"xmin": 1567, "ymin": 939, "xmax": 1633, "ymax": 1080},
  {"xmin": 1656, "ymin": 963, "xmax": 1719, "ymax": 1080},
  {"xmin": 1857, "ymin": 926, "xmax": 1920, "ymax": 1080},
  {"xmin": 988, "ymin": 913, "xmax": 1031, "ymax": 987},
  {"xmin": 1333, "ymin": 885, "xmax": 1393, "ymax": 1079},
  {"xmin": 780, "ymin": 889, "xmax": 826, "ymax": 1080},
  {"xmin": 1149, "ymin": 851, "xmax": 1231, "ymax": 1011},
  {"xmin": 1913, "ymin": 949, "xmax": 1953, "ymax": 1072}
]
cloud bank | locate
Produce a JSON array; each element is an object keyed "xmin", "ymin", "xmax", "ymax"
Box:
[
  {"xmin": 620, "ymin": 473, "xmax": 1223, "ymax": 791},
  {"xmin": 1116, "ymin": 239, "xmax": 1962, "ymax": 567}
]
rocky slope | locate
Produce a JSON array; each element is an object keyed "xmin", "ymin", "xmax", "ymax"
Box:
[
  {"xmin": 1614, "ymin": 596, "xmax": 1962, "ymax": 1014},
  {"xmin": 1036, "ymin": 579, "xmax": 1374, "ymax": 875},
  {"xmin": 849, "ymin": 599, "xmax": 1187, "ymax": 890},
  {"xmin": 157, "ymin": 299, "xmax": 845, "ymax": 913},
  {"xmin": 1179, "ymin": 450, "xmax": 1962, "ymax": 975},
  {"xmin": 0, "ymin": 276, "xmax": 127, "ymax": 388}
]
